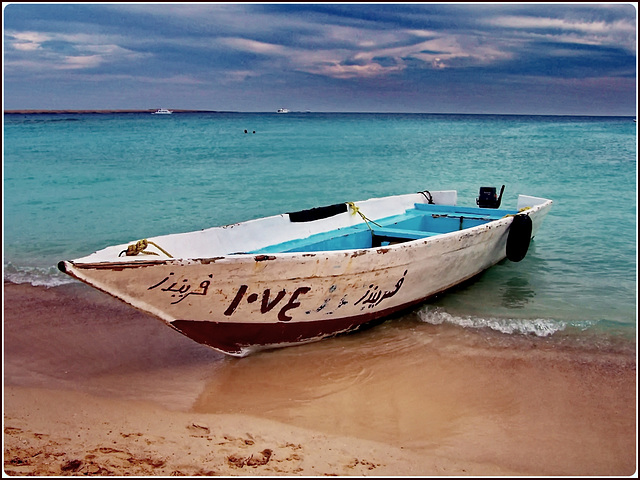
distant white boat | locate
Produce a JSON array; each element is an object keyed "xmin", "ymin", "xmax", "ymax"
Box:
[
  {"xmin": 277, "ymin": 108, "xmax": 290, "ymax": 114},
  {"xmin": 152, "ymin": 108, "xmax": 173, "ymax": 115}
]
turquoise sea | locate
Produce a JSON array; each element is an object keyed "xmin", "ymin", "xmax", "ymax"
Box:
[{"xmin": 3, "ymin": 112, "xmax": 637, "ymax": 352}]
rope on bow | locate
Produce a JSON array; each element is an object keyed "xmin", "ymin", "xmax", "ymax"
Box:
[
  {"xmin": 347, "ymin": 202, "xmax": 381, "ymax": 232},
  {"xmin": 119, "ymin": 239, "xmax": 173, "ymax": 258}
]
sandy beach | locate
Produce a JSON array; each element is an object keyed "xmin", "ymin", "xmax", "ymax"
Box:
[{"xmin": 3, "ymin": 281, "xmax": 637, "ymax": 476}]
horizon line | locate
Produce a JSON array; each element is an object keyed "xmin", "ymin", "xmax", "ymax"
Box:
[{"xmin": 3, "ymin": 109, "xmax": 636, "ymax": 118}]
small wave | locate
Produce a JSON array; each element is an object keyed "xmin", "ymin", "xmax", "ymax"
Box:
[
  {"xmin": 417, "ymin": 306, "xmax": 573, "ymax": 337},
  {"xmin": 3, "ymin": 263, "xmax": 77, "ymax": 287}
]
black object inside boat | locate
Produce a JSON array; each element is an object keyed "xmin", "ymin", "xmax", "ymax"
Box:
[
  {"xmin": 477, "ymin": 185, "xmax": 505, "ymax": 209},
  {"xmin": 288, "ymin": 202, "xmax": 348, "ymax": 222}
]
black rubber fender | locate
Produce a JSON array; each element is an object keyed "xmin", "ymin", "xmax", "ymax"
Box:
[{"xmin": 506, "ymin": 214, "xmax": 533, "ymax": 262}]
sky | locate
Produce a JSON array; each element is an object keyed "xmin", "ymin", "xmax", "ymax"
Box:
[{"xmin": 2, "ymin": 3, "xmax": 637, "ymax": 115}]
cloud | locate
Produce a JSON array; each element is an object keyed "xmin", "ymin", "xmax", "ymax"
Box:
[
  {"xmin": 307, "ymin": 61, "xmax": 404, "ymax": 80},
  {"xmin": 218, "ymin": 22, "xmax": 515, "ymax": 81},
  {"xmin": 4, "ymin": 30, "xmax": 148, "ymax": 73},
  {"xmin": 2, "ymin": 3, "xmax": 635, "ymax": 114},
  {"xmin": 68, "ymin": 73, "xmax": 205, "ymax": 85},
  {"xmin": 9, "ymin": 31, "xmax": 50, "ymax": 51},
  {"xmin": 220, "ymin": 70, "xmax": 255, "ymax": 83},
  {"xmin": 6, "ymin": 4, "xmax": 632, "ymax": 84},
  {"xmin": 431, "ymin": 58, "xmax": 446, "ymax": 69},
  {"xmin": 488, "ymin": 15, "xmax": 634, "ymax": 34},
  {"xmin": 221, "ymin": 37, "xmax": 288, "ymax": 56},
  {"xmin": 60, "ymin": 54, "xmax": 104, "ymax": 69},
  {"xmin": 103, "ymin": 5, "xmax": 519, "ymax": 80},
  {"xmin": 486, "ymin": 14, "xmax": 637, "ymax": 52}
]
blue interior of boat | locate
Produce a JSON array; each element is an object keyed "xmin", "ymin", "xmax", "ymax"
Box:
[{"xmin": 252, "ymin": 203, "xmax": 517, "ymax": 253}]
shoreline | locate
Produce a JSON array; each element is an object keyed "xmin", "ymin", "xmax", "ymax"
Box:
[{"xmin": 3, "ymin": 282, "xmax": 638, "ymax": 476}]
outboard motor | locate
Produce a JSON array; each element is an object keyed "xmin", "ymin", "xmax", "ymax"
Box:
[{"xmin": 477, "ymin": 185, "xmax": 505, "ymax": 209}]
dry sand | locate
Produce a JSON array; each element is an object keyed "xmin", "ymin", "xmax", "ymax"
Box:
[
  {"xmin": 3, "ymin": 282, "xmax": 637, "ymax": 476},
  {"xmin": 5, "ymin": 386, "xmax": 450, "ymax": 476}
]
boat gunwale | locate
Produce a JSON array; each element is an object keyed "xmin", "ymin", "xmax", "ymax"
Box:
[
  {"xmin": 62, "ymin": 194, "xmax": 552, "ymax": 270},
  {"xmin": 63, "ymin": 211, "xmax": 524, "ymax": 270}
]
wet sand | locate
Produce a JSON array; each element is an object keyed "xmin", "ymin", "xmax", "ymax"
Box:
[{"xmin": 3, "ymin": 281, "xmax": 637, "ymax": 476}]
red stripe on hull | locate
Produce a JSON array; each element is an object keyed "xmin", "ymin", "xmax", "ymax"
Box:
[
  {"xmin": 170, "ymin": 301, "xmax": 420, "ymax": 356},
  {"xmin": 171, "ymin": 317, "xmax": 366, "ymax": 356}
]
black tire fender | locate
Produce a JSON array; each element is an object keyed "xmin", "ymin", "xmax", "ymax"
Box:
[{"xmin": 506, "ymin": 214, "xmax": 533, "ymax": 262}]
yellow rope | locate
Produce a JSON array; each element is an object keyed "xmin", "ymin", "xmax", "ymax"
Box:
[
  {"xmin": 503, "ymin": 206, "xmax": 532, "ymax": 218},
  {"xmin": 119, "ymin": 239, "xmax": 173, "ymax": 258},
  {"xmin": 347, "ymin": 202, "xmax": 381, "ymax": 231}
]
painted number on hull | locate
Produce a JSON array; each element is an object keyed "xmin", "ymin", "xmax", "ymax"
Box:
[
  {"xmin": 147, "ymin": 269, "xmax": 408, "ymax": 319},
  {"xmin": 224, "ymin": 286, "xmax": 312, "ymax": 322}
]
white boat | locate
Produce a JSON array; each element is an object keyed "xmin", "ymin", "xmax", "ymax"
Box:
[
  {"xmin": 277, "ymin": 108, "xmax": 290, "ymax": 114},
  {"xmin": 152, "ymin": 108, "xmax": 173, "ymax": 115},
  {"xmin": 58, "ymin": 188, "xmax": 552, "ymax": 357}
]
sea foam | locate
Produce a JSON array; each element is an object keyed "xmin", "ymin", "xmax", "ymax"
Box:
[
  {"xmin": 3, "ymin": 263, "xmax": 76, "ymax": 287},
  {"xmin": 417, "ymin": 305, "xmax": 569, "ymax": 337}
]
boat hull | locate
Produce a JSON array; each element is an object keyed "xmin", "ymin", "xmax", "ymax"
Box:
[{"xmin": 59, "ymin": 192, "xmax": 551, "ymax": 357}]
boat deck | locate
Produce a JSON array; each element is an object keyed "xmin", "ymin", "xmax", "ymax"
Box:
[{"xmin": 253, "ymin": 203, "xmax": 517, "ymax": 253}]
